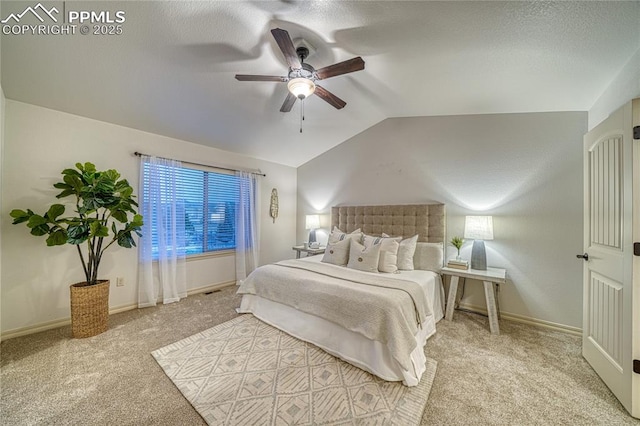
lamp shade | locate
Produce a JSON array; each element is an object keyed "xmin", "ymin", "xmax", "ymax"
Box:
[
  {"xmin": 305, "ymin": 214, "xmax": 320, "ymax": 230},
  {"xmin": 464, "ymin": 216, "xmax": 494, "ymax": 240},
  {"xmin": 288, "ymin": 78, "xmax": 316, "ymax": 99}
]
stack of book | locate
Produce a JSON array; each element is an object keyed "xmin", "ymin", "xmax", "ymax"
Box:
[{"xmin": 447, "ymin": 259, "xmax": 469, "ymax": 270}]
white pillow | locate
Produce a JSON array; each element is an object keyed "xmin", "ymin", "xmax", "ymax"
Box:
[
  {"xmin": 328, "ymin": 226, "xmax": 363, "ymax": 244},
  {"xmin": 396, "ymin": 235, "xmax": 419, "ymax": 271},
  {"xmin": 321, "ymin": 238, "xmax": 351, "ymax": 266},
  {"xmin": 347, "ymin": 240, "xmax": 381, "ymax": 273},
  {"xmin": 362, "ymin": 234, "xmax": 400, "ymax": 273},
  {"xmin": 413, "ymin": 242, "xmax": 444, "ymax": 272}
]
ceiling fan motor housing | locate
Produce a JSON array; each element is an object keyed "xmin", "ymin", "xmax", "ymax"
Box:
[{"xmin": 289, "ymin": 62, "xmax": 316, "ymax": 80}]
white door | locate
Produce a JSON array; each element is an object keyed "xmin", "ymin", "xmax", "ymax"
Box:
[{"xmin": 581, "ymin": 99, "xmax": 638, "ymax": 418}]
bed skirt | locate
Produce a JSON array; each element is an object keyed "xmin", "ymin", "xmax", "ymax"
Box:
[{"xmin": 238, "ymin": 294, "xmax": 441, "ymax": 386}]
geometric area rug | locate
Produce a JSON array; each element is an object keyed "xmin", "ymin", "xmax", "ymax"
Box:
[{"xmin": 152, "ymin": 315, "xmax": 437, "ymax": 425}]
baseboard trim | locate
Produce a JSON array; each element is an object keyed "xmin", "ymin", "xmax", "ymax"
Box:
[
  {"xmin": 0, "ymin": 280, "xmax": 236, "ymax": 342},
  {"xmin": 457, "ymin": 302, "xmax": 583, "ymax": 336},
  {"xmin": 0, "ymin": 318, "xmax": 72, "ymax": 342},
  {"xmin": 3, "ymin": 285, "xmax": 581, "ymax": 341}
]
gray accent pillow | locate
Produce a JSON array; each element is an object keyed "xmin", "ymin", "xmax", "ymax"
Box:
[
  {"xmin": 347, "ymin": 240, "xmax": 381, "ymax": 273},
  {"xmin": 413, "ymin": 242, "xmax": 444, "ymax": 272},
  {"xmin": 321, "ymin": 238, "xmax": 351, "ymax": 266}
]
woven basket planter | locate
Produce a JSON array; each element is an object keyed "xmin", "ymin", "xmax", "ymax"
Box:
[{"xmin": 70, "ymin": 280, "xmax": 110, "ymax": 338}]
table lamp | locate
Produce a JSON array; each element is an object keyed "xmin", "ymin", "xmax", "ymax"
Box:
[
  {"xmin": 464, "ymin": 216, "xmax": 494, "ymax": 270},
  {"xmin": 305, "ymin": 214, "xmax": 320, "ymax": 247}
]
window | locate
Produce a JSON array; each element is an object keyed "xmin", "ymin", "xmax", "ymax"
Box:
[{"xmin": 141, "ymin": 163, "xmax": 239, "ymax": 257}]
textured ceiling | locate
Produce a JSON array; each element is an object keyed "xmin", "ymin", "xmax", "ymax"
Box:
[{"xmin": 2, "ymin": 1, "xmax": 639, "ymax": 167}]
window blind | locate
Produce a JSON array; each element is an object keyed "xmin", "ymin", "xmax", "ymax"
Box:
[{"xmin": 142, "ymin": 162, "xmax": 239, "ymax": 256}]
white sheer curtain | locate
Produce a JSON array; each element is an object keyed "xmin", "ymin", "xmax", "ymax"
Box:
[
  {"xmin": 138, "ymin": 155, "xmax": 187, "ymax": 308},
  {"xmin": 235, "ymin": 171, "xmax": 260, "ymax": 285}
]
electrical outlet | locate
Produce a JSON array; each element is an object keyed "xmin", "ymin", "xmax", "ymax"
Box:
[{"xmin": 116, "ymin": 277, "xmax": 124, "ymax": 287}]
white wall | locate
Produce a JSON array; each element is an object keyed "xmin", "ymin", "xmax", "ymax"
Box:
[
  {"xmin": 0, "ymin": 2, "xmax": 3, "ymax": 337},
  {"xmin": 1, "ymin": 100, "xmax": 297, "ymax": 335},
  {"xmin": 0, "ymin": 86, "xmax": 5, "ymax": 335},
  {"xmin": 589, "ymin": 47, "xmax": 640, "ymax": 129},
  {"xmin": 1, "ymin": 1, "xmax": 5, "ymax": 336},
  {"xmin": 298, "ymin": 112, "xmax": 587, "ymax": 329}
]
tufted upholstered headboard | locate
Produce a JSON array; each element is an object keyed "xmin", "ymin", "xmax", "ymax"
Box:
[{"xmin": 330, "ymin": 204, "xmax": 446, "ymax": 243}]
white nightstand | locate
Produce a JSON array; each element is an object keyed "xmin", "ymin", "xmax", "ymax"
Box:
[
  {"xmin": 292, "ymin": 245, "xmax": 326, "ymax": 259},
  {"xmin": 441, "ymin": 266, "xmax": 507, "ymax": 335}
]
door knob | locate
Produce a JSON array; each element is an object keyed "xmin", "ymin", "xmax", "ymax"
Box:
[{"xmin": 576, "ymin": 253, "xmax": 589, "ymax": 261}]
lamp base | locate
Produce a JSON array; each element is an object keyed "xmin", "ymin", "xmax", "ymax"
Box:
[
  {"xmin": 308, "ymin": 229, "xmax": 317, "ymax": 244},
  {"xmin": 470, "ymin": 240, "xmax": 487, "ymax": 270}
]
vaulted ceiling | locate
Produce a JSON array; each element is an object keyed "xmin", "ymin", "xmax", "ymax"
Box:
[{"xmin": 2, "ymin": 1, "xmax": 639, "ymax": 167}]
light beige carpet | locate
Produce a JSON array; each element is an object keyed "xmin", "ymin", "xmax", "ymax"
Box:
[
  {"xmin": 1, "ymin": 287, "xmax": 637, "ymax": 425},
  {"xmin": 152, "ymin": 314, "xmax": 437, "ymax": 425}
]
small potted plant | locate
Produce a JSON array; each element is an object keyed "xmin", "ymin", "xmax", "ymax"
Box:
[
  {"xmin": 10, "ymin": 162, "xmax": 143, "ymax": 338},
  {"xmin": 450, "ymin": 236, "xmax": 464, "ymax": 261}
]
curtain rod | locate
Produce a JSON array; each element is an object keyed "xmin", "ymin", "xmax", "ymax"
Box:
[{"xmin": 133, "ymin": 152, "xmax": 266, "ymax": 177}]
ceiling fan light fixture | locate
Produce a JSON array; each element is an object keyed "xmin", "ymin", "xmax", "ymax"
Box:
[{"xmin": 287, "ymin": 77, "xmax": 315, "ymax": 99}]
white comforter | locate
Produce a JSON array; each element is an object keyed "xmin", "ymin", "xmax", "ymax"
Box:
[{"xmin": 237, "ymin": 256, "xmax": 444, "ymax": 385}]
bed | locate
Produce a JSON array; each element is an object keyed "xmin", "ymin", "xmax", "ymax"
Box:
[{"xmin": 237, "ymin": 204, "xmax": 446, "ymax": 386}]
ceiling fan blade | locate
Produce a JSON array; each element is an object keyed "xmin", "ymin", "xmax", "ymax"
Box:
[
  {"xmin": 315, "ymin": 57, "xmax": 365, "ymax": 80},
  {"xmin": 280, "ymin": 92, "xmax": 297, "ymax": 112},
  {"xmin": 235, "ymin": 74, "xmax": 288, "ymax": 82},
  {"xmin": 271, "ymin": 28, "xmax": 302, "ymax": 69},
  {"xmin": 314, "ymin": 85, "xmax": 346, "ymax": 109}
]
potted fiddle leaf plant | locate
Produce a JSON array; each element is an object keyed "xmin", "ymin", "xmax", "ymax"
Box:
[{"xmin": 10, "ymin": 162, "xmax": 143, "ymax": 338}]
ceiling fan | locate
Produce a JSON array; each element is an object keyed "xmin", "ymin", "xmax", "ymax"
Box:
[{"xmin": 235, "ymin": 28, "xmax": 365, "ymax": 112}]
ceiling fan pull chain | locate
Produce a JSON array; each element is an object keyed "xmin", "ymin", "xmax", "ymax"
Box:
[{"xmin": 300, "ymin": 100, "xmax": 303, "ymax": 133}]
